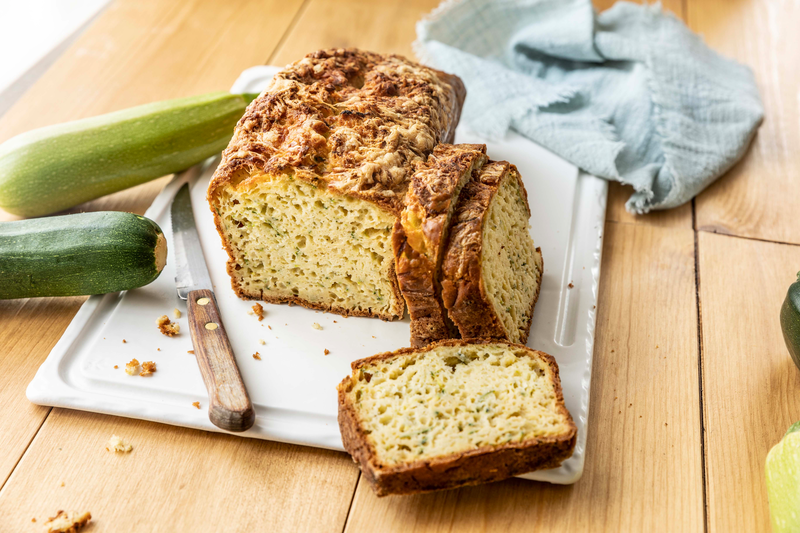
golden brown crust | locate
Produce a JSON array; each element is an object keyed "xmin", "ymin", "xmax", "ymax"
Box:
[
  {"xmin": 208, "ymin": 48, "xmax": 465, "ymax": 320},
  {"xmin": 337, "ymin": 338, "xmax": 577, "ymax": 496},
  {"xmin": 393, "ymin": 144, "xmax": 488, "ymax": 346},
  {"xmin": 440, "ymin": 163, "xmax": 541, "ymax": 343}
]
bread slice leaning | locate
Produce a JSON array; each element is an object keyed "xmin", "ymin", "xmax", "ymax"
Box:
[
  {"xmin": 393, "ymin": 144, "xmax": 488, "ymax": 347},
  {"xmin": 441, "ymin": 162, "xmax": 543, "ymax": 344},
  {"xmin": 337, "ymin": 339, "xmax": 577, "ymax": 496}
]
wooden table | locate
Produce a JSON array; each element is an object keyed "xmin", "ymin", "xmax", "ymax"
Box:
[{"xmin": 0, "ymin": 0, "xmax": 796, "ymax": 530}]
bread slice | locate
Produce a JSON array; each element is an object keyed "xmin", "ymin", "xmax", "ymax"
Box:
[
  {"xmin": 393, "ymin": 144, "xmax": 488, "ymax": 346},
  {"xmin": 207, "ymin": 49, "xmax": 465, "ymax": 320},
  {"xmin": 441, "ymin": 162, "xmax": 543, "ymax": 343},
  {"xmin": 338, "ymin": 339, "xmax": 576, "ymax": 496}
]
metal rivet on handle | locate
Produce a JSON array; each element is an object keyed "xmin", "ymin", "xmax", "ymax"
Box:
[
  {"xmin": 197, "ymin": 297, "xmax": 210, "ymax": 306},
  {"xmin": 205, "ymin": 323, "xmax": 218, "ymax": 330}
]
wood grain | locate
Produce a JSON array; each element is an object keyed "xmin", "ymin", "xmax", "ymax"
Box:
[
  {"xmin": 0, "ymin": 0, "xmax": 305, "ymax": 491},
  {"xmin": 692, "ymin": 0, "xmax": 800, "ymax": 244},
  {"xmin": 187, "ymin": 289, "xmax": 254, "ymax": 432},
  {"xmin": 0, "ymin": 409, "xmax": 359, "ymax": 533},
  {"xmin": 698, "ymin": 232, "xmax": 800, "ymax": 532},
  {"xmin": 345, "ymin": 222, "xmax": 703, "ymax": 532}
]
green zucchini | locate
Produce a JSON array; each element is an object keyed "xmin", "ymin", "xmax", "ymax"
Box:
[
  {"xmin": 780, "ymin": 272, "xmax": 800, "ymax": 371},
  {"xmin": 0, "ymin": 91, "xmax": 259, "ymax": 218},
  {"xmin": 0, "ymin": 211, "xmax": 166, "ymax": 299}
]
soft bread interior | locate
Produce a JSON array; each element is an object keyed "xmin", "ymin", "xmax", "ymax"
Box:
[
  {"xmin": 213, "ymin": 171, "xmax": 401, "ymax": 318},
  {"xmin": 481, "ymin": 174, "xmax": 542, "ymax": 343},
  {"xmin": 346, "ymin": 343, "xmax": 572, "ymax": 466}
]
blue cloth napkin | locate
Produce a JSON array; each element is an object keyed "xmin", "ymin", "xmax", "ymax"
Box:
[{"xmin": 415, "ymin": 0, "xmax": 764, "ymax": 213}]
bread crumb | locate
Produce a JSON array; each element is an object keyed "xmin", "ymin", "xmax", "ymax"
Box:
[
  {"xmin": 60, "ymin": 481, "xmax": 65, "ymax": 487},
  {"xmin": 372, "ymin": 335, "xmax": 376, "ymax": 338},
  {"xmin": 312, "ymin": 322, "xmax": 322, "ymax": 330},
  {"xmin": 324, "ymin": 349, "xmax": 330, "ymax": 355},
  {"xmin": 173, "ymin": 308, "xmax": 182, "ymax": 319},
  {"xmin": 157, "ymin": 348, "xmax": 161, "ymax": 351},
  {"xmin": 252, "ymin": 303, "xmax": 264, "ymax": 321},
  {"xmin": 122, "ymin": 339, "xmax": 126, "ymax": 343},
  {"xmin": 568, "ymin": 282, "xmax": 574, "ymax": 289},
  {"xmin": 268, "ymin": 325, "xmax": 272, "ymax": 330},
  {"xmin": 253, "ymin": 352, "xmax": 261, "ymax": 360},
  {"xmin": 43, "ymin": 510, "xmax": 91, "ymax": 533},
  {"xmin": 192, "ymin": 401, "xmax": 200, "ymax": 409},
  {"xmin": 113, "ymin": 365, "xmax": 118, "ymax": 369},
  {"xmin": 140, "ymin": 361, "xmax": 156, "ymax": 376},
  {"xmin": 105, "ymin": 434, "xmax": 132, "ymax": 453},
  {"xmin": 187, "ymin": 350, "xmax": 194, "ymax": 355},
  {"xmin": 156, "ymin": 315, "xmax": 180, "ymax": 336},
  {"xmin": 125, "ymin": 358, "xmax": 140, "ymax": 376},
  {"xmin": 259, "ymin": 339, "xmax": 266, "ymax": 345}
]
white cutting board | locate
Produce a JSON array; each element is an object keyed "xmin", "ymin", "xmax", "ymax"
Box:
[{"xmin": 27, "ymin": 66, "xmax": 607, "ymax": 484}]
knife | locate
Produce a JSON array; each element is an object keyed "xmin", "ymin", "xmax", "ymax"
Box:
[{"xmin": 171, "ymin": 180, "xmax": 255, "ymax": 432}]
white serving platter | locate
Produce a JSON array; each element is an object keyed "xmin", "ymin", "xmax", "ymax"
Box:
[{"xmin": 27, "ymin": 66, "xmax": 607, "ymax": 484}]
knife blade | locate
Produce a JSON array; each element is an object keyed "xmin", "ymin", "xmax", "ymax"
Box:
[{"xmin": 171, "ymin": 179, "xmax": 254, "ymax": 432}]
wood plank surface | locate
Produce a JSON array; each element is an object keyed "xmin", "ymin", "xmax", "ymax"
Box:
[
  {"xmin": 0, "ymin": 409, "xmax": 359, "ymax": 533},
  {"xmin": 692, "ymin": 0, "xmax": 800, "ymax": 244},
  {"xmin": 698, "ymin": 232, "xmax": 800, "ymax": 532},
  {"xmin": 345, "ymin": 222, "xmax": 704, "ymax": 532},
  {"xmin": 0, "ymin": 0, "xmax": 306, "ymax": 491}
]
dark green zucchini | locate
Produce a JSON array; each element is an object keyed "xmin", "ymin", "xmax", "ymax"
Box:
[
  {"xmin": 0, "ymin": 211, "xmax": 166, "ymax": 299},
  {"xmin": 780, "ymin": 272, "xmax": 800, "ymax": 371},
  {"xmin": 0, "ymin": 91, "xmax": 259, "ymax": 218}
]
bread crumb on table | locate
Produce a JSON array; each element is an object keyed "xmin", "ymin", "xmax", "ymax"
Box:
[
  {"xmin": 187, "ymin": 350, "xmax": 194, "ymax": 355},
  {"xmin": 156, "ymin": 315, "xmax": 180, "ymax": 336},
  {"xmin": 324, "ymin": 349, "xmax": 330, "ymax": 355},
  {"xmin": 125, "ymin": 359, "xmax": 140, "ymax": 376},
  {"xmin": 259, "ymin": 339, "xmax": 265, "ymax": 345},
  {"xmin": 312, "ymin": 322, "xmax": 322, "ymax": 330},
  {"xmin": 43, "ymin": 510, "xmax": 91, "ymax": 533},
  {"xmin": 173, "ymin": 308, "xmax": 182, "ymax": 319},
  {"xmin": 253, "ymin": 352, "xmax": 262, "ymax": 360},
  {"xmin": 140, "ymin": 361, "xmax": 156, "ymax": 376},
  {"xmin": 252, "ymin": 303, "xmax": 265, "ymax": 321},
  {"xmin": 105, "ymin": 434, "xmax": 132, "ymax": 453},
  {"xmin": 192, "ymin": 401, "xmax": 200, "ymax": 409},
  {"xmin": 113, "ymin": 365, "xmax": 118, "ymax": 369},
  {"xmin": 122, "ymin": 339, "xmax": 126, "ymax": 343}
]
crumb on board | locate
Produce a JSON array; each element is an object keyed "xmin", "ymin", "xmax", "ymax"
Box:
[
  {"xmin": 125, "ymin": 359, "xmax": 140, "ymax": 376},
  {"xmin": 157, "ymin": 348, "xmax": 161, "ymax": 351},
  {"xmin": 43, "ymin": 510, "xmax": 91, "ymax": 533},
  {"xmin": 333, "ymin": 320, "xmax": 337, "ymax": 323},
  {"xmin": 259, "ymin": 339, "xmax": 266, "ymax": 345},
  {"xmin": 253, "ymin": 352, "xmax": 262, "ymax": 360},
  {"xmin": 252, "ymin": 303, "xmax": 265, "ymax": 321},
  {"xmin": 268, "ymin": 325, "xmax": 272, "ymax": 330},
  {"xmin": 187, "ymin": 350, "xmax": 194, "ymax": 355},
  {"xmin": 106, "ymin": 434, "xmax": 132, "ymax": 453},
  {"xmin": 122, "ymin": 339, "xmax": 126, "ymax": 344},
  {"xmin": 192, "ymin": 401, "xmax": 200, "ymax": 409},
  {"xmin": 372, "ymin": 336, "xmax": 376, "ymax": 338},
  {"xmin": 312, "ymin": 322, "xmax": 322, "ymax": 330},
  {"xmin": 156, "ymin": 315, "xmax": 180, "ymax": 336},
  {"xmin": 113, "ymin": 365, "xmax": 119, "ymax": 369},
  {"xmin": 173, "ymin": 308, "xmax": 182, "ymax": 319},
  {"xmin": 60, "ymin": 481, "xmax": 65, "ymax": 487},
  {"xmin": 324, "ymin": 349, "xmax": 330, "ymax": 355},
  {"xmin": 140, "ymin": 361, "xmax": 156, "ymax": 376},
  {"xmin": 568, "ymin": 282, "xmax": 574, "ymax": 289},
  {"xmin": 32, "ymin": 518, "xmax": 36, "ymax": 522}
]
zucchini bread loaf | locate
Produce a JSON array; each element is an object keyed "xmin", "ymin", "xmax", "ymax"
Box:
[
  {"xmin": 337, "ymin": 339, "xmax": 577, "ymax": 496},
  {"xmin": 442, "ymin": 161, "xmax": 543, "ymax": 344},
  {"xmin": 207, "ymin": 49, "xmax": 465, "ymax": 320},
  {"xmin": 393, "ymin": 143, "xmax": 487, "ymax": 347}
]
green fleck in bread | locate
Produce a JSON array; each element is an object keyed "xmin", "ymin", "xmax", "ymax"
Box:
[
  {"xmin": 393, "ymin": 143, "xmax": 488, "ymax": 346},
  {"xmin": 207, "ymin": 49, "xmax": 465, "ymax": 320},
  {"xmin": 441, "ymin": 162, "xmax": 543, "ymax": 343},
  {"xmin": 337, "ymin": 339, "xmax": 576, "ymax": 496}
]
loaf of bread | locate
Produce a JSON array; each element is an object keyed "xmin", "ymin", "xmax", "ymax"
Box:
[
  {"xmin": 441, "ymin": 162, "xmax": 543, "ymax": 344},
  {"xmin": 337, "ymin": 339, "xmax": 576, "ymax": 496},
  {"xmin": 207, "ymin": 49, "xmax": 465, "ymax": 320},
  {"xmin": 393, "ymin": 143, "xmax": 487, "ymax": 347}
]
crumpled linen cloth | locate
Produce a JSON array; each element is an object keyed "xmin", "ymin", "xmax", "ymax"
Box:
[{"xmin": 415, "ymin": 0, "xmax": 764, "ymax": 213}]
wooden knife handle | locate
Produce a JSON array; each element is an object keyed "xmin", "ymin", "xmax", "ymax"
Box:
[{"xmin": 187, "ymin": 289, "xmax": 255, "ymax": 432}]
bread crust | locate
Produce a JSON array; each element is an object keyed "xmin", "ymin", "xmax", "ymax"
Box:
[
  {"xmin": 337, "ymin": 338, "xmax": 577, "ymax": 496},
  {"xmin": 393, "ymin": 144, "xmax": 488, "ymax": 344},
  {"xmin": 441, "ymin": 163, "xmax": 542, "ymax": 343},
  {"xmin": 207, "ymin": 48, "xmax": 465, "ymax": 320}
]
